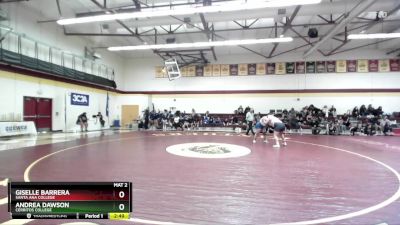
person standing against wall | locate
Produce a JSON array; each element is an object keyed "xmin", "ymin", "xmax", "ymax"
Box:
[
  {"xmin": 76, "ymin": 112, "xmax": 88, "ymax": 132},
  {"xmin": 246, "ymin": 108, "xmax": 255, "ymax": 135}
]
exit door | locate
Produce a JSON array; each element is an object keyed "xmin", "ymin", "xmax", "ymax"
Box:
[{"xmin": 23, "ymin": 97, "xmax": 52, "ymax": 132}]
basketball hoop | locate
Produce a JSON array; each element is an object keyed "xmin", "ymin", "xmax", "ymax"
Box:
[{"xmin": 164, "ymin": 58, "xmax": 181, "ymax": 81}]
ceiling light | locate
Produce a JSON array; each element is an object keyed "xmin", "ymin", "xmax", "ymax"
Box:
[
  {"xmin": 108, "ymin": 37, "xmax": 293, "ymax": 51},
  {"xmin": 57, "ymin": 0, "xmax": 321, "ymax": 25},
  {"xmin": 348, "ymin": 33, "xmax": 400, "ymax": 39}
]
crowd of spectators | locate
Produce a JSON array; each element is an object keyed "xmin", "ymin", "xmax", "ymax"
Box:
[{"xmin": 137, "ymin": 104, "xmax": 396, "ymax": 136}]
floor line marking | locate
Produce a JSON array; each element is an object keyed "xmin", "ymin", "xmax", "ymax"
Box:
[{"xmin": 15, "ymin": 135, "xmax": 400, "ymax": 225}]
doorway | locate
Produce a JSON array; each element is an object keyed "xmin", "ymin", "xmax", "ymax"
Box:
[
  {"xmin": 23, "ymin": 96, "xmax": 52, "ymax": 132},
  {"xmin": 121, "ymin": 105, "xmax": 139, "ymax": 127}
]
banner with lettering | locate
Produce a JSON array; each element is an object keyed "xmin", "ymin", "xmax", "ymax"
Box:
[
  {"xmin": 275, "ymin": 62, "xmax": 286, "ymax": 74},
  {"xmin": 220, "ymin": 64, "xmax": 229, "ymax": 76},
  {"xmin": 379, "ymin": 59, "xmax": 390, "ymax": 72},
  {"xmin": 238, "ymin": 64, "xmax": 248, "ymax": 76},
  {"xmin": 336, "ymin": 60, "xmax": 347, "ymax": 73},
  {"xmin": 266, "ymin": 63, "xmax": 275, "ymax": 74},
  {"xmin": 357, "ymin": 60, "xmax": 368, "ymax": 72},
  {"xmin": 390, "ymin": 59, "xmax": 400, "ymax": 71},
  {"xmin": 187, "ymin": 66, "xmax": 196, "ymax": 76},
  {"xmin": 316, "ymin": 61, "xmax": 326, "ymax": 73},
  {"xmin": 155, "ymin": 66, "xmax": 164, "ymax": 78},
  {"xmin": 347, "ymin": 60, "xmax": 357, "ymax": 72},
  {"xmin": 306, "ymin": 61, "xmax": 316, "ymax": 73},
  {"xmin": 296, "ymin": 62, "xmax": 305, "ymax": 74},
  {"xmin": 212, "ymin": 64, "xmax": 221, "ymax": 76},
  {"xmin": 248, "ymin": 64, "xmax": 256, "ymax": 75},
  {"xmin": 326, "ymin": 61, "xmax": 336, "ymax": 73},
  {"xmin": 204, "ymin": 65, "xmax": 212, "ymax": 76},
  {"xmin": 71, "ymin": 93, "xmax": 89, "ymax": 106},
  {"xmin": 369, "ymin": 60, "xmax": 378, "ymax": 72},
  {"xmin": 180, "ymin": 66, "xmax": 188, "ymax": 77},
  {"xmin": 230, "ymin": 64, "xmax": 238, "ymax": 76},
  {"xmin": 195, "ymin": 66, "xmax": 204, "ymax": 76},
  {"xmin": 286, "ymin": 62, "xmax": 295, "ymax": 74}
]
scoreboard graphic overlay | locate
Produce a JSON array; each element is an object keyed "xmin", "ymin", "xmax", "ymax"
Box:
[{"xmin": 8, "ymin": 182, "xmax": 132, "ymax": 220}]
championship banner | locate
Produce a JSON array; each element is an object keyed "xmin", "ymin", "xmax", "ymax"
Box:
[
  {"xmin": 296, "ymin": 62, "xmax": 305, "ymax": 74},
  {"xmin": 155, "ymin": 66, "xmax": 164, "ymax": 78},
  {"xmin": 286, "ymin": 62, "xmax": 295, "ymax": 74},
  {"xmin": 347, "ymin": 60, "xmax": 357, "ymax": 72},
  {"xmin": 203, "ymin": 65, "xmax": 212, "ymax": 76},
  {"xmin": 266, "ymin": 63, "xmax": 275, "ymax": 74},
  {"xmin": 369, "ymin": 60, "xmax": 378, "ymax": 72},
  {"xmin": 220, "ymin": 64, "xmax": 229, "ymax": 76},
  {"xmin": 326, "ymin": 61, "xmax": 336, "ymax": 72},
  {"xmin": 357, "ymin": 59, "xmax": 368, "ymax": 72},
  {"xmin": 275, "ymin": 62, "xmax": 286, "ymax": 74},
  {"xmin": 238, "ymin": 64, "xmax": 248, "ymax": 76},
  {"xmin": 306, "ymin": 61, "xmax": 316, "ymax": 73},
  {"xmin": 379, "ymin": 59, "xmax": 390, "ymax": 72},
  {"xmin": 316, "ymin": 61, "xmax": 326, "ymax": 73},
  {"xmin": 256, "ymin": 63, "xmax": 266, "ymax": 75},
  {"xmin": 195, "ymin": 66, "xmax": 204, "ymax": 76},
  {"xmin": 180, "ymin": 66, "xmax": 188, "ymax": 77},
  {"xmin": 187, "ymin": 66, "xmax": 196, "ymax": 76},
  {"xmin": 336, "ymin": 60, "xmax": 347, "ymax": 73},
  {"xmin": 212, "ymin": 64, "xmax": 221, "ymax": 76},
  {"xmin": 248, "ymin": 64, "xmax": 256, "ymax": 75},
  {"xmin": 390, "ymin": 59, "xmax": 400, "ymax": 71},
  {"xmin": 229, "ymin": 64, "xmax": 238, "ymax": 76}
]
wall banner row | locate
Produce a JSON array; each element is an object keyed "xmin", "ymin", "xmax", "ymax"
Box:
[{"xmin": 155, "ymin": 59, "xmax": 400, "ymax": 78}]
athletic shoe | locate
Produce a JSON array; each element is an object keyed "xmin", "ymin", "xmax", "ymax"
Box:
[
  {"xmin": 253, "ymin": 140, "xmax": 256, "ymax": 143},
  {"xmin": 263, "ymin": 140, "xmax": 269, "ymax": 143},
  {"xmin": 273, "ymin": 144, "xmax": 280, "ymax": 148},
  {"xmin": 283, "ymin": 142, "xmax": 287, "ymax": 146}
]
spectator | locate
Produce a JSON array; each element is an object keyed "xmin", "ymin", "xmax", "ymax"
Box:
[
  {"xmin": 244, "ymin": 106, "xmax": 251, "ymax": 115},
  {"xmin": 76, "ymin": 112, "xmax": 88, "ymax": 132},
  {"xmin": 382, "ymin": 116, "xmax": 393, "ymax": 136},
  {"xmin": 367, "ymin": 104, "xmax": 375, "ymax": 115},
  {"xmin": 350, "ymin": 123, "xmax": 361, "ymax": 136},
  {"xmin": 375, "ymin": 106, "xmax": 383, "ymax": 117},
  {"xmin": 360, "ymin": 105, "xmax": 367, "ymax": 116},
  {"xmin": 352, "ymin": 106, "xmax": 359, "ymax": 118},
  {"xmin": 323, "ymin": 105, "xmax": 329, "ymax": 118},
  {"xmin": 238, "ymin": 105, "xmax": 244, "ymax": 115},
  {"xmin": 311, "ymin": 117, "xmax": 321, "ymax": 135}
]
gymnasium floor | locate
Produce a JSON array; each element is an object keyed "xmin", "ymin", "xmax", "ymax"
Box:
[{"xmin": 0, "ymin": 131, "xmax": 399, "ymax": 225}]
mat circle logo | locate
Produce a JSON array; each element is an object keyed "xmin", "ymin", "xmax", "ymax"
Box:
[{"xmin": 166, "ymin": 143, "xmax": 251, "ymax": 158}]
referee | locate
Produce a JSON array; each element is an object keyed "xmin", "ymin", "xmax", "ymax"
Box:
[{"xmin": 246, "ymin": 108, "xmax": 255, "ymax": 135}]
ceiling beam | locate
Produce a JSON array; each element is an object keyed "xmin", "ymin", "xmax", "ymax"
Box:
[
  {"xmin": 326, "ymin": 2, "xmax": 400, "ymax": 56},
  {"xmin": 90, "ymin": 0, "xmax": 145, "ymax": 43},
  {"xmin": 329, "ymin": 39, "xmax": 393, "ymax": 56},
  {"xmin": 199, "ymin": 13, "xmax": 217, "ymax": 61},
  {"xmin": 272, "ymin": 41, "xmax": 319, "ymax": 58},
  {"xmin": 387, "ymin": 47, "xmax": 400, "ymax": 55},
  {"xmin": 62, "ymin": 19, "xmax": 400, "ymax": 37},
  {"xmin": 303, "ymin": 0, "xmax": 376, "ymax": 57},
  {"xmin": 268, "ymin": 5, "xmax": 301, "ymax": 58},
  {"xmin": 0, "ymin": 0, "xmax": 28, "ymax": 3},
  {"xmin": 56, "ymin": 0, "xmax": 62, "ymax": 16}
]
